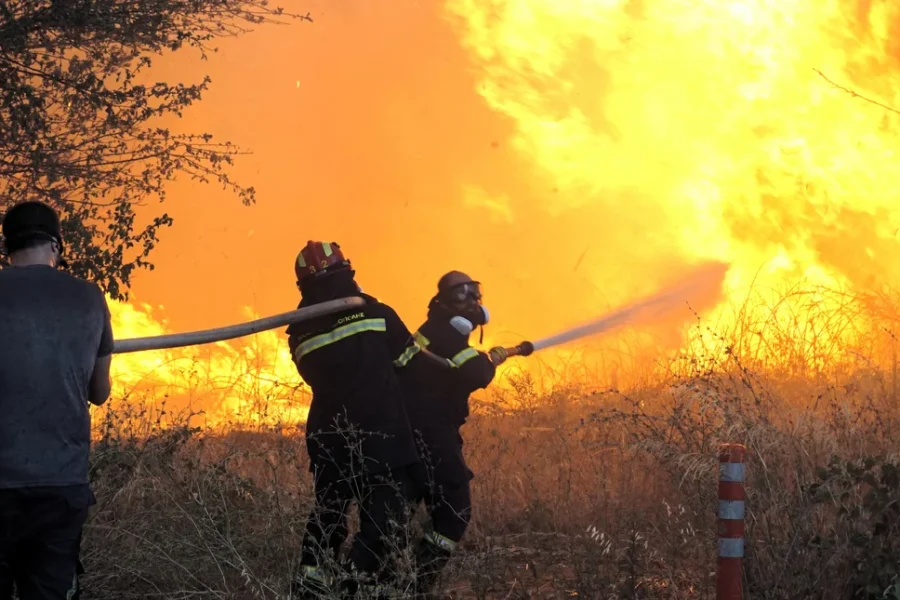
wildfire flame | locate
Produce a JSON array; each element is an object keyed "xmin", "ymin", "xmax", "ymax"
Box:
[
  {"xmin": 102, "ymin": 0, "xmax": 900, "ymax": 426},
  {"xmin": 442, "ymin": 0, "xmax": 900, "ymax": 366},
  {"xmin": 105, "ymin": 298, "xmax": 309, "ymax": 429}
]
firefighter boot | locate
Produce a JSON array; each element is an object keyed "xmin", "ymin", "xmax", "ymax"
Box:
[
  {"xmin": 414, "ymin": 534, "xmax": 454, "ymax": 599},
  {"xmin": 289, "ymin": 564, "xmax": 333, "ymax": 599},
  {"xmin": 337, "ymin": 570, "xmax": 397, "ymax": 600},
  {"xmin": 338, "ymin": 575, "xmax": 388, "ymax": 600},
  {"xmin": 343, "ymin": 581, "xmax": 395, "ymax": 600}
]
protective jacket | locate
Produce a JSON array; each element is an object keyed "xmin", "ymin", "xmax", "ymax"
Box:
[
  {"xmin": 396, "ymin": 301, "xmax": 496, "ymax": 483},
  {"xmin": 287, "ymin": 291, "xmax": 419, "ymax": 476}
]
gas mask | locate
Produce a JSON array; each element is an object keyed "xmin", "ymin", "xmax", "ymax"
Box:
[
  {"xmin": 442, "ymin": 281, "xmax": 489, "ymax": 338},
  {"xmin": 449, "ymin": 305, "xmax": 490, "ymax": 336}
]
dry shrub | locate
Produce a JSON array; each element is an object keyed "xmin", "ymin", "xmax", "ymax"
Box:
[{"xmin": 69, "ymin": 286, "xmax": 900, "ymax": 599}]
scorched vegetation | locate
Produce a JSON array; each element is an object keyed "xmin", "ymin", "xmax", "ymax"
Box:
[{"xmin": 79, "ymin": 285, "xmax": 900, "ymax": 599}]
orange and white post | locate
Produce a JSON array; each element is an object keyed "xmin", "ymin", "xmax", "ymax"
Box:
[{"xmin": 716, "ymin": 444, "xmax": 746, "ymax": 600}]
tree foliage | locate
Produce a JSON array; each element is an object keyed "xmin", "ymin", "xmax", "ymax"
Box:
[{"xmin": 0, "ymin": 0, "xmax": 310, "ymax": 299}]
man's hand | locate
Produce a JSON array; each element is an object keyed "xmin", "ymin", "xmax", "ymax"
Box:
[{"xmin": 488, "ymin": 346, "xmax": 508, "ymax": 366}]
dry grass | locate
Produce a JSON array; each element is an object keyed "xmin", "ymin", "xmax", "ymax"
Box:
[{"xmin": 75, "ymin": 285, "xmax": 900, "ymax": 599}]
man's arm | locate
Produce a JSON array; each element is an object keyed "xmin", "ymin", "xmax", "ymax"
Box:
[
  {"xmin": 88, "ymin": 355, "xmax": 111, "ymax": 406},
  {"xmin": 88, "ymin": 294, "xmax": 114, "ymax": 406},
  {"xmin": 454, "ymin": 342, "xmax": 509, "ymax": 393},
  {"xmin": 455, "ymin": 350, "xmax": 497, "ymax": 394},
  {"xmin": 380, "ymin": 304, "xmax": 415, "ymax": 360}
]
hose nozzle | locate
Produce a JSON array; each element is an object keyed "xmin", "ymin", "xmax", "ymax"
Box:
[{"xmin": 505, "ymin": 341, "xmax": 534, "ymax": 358}]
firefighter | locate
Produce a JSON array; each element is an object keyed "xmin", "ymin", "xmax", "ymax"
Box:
[
  {"xmin": 394, "ymin": 271, "xmax": 508, "ymax": 598},
  {"xmin": 0, "ymin": 201, "xmax": 113, "ymax": 600},
  {"xmin": 287, "ymin": 241, "xmax": 420, "ymax": 599}
]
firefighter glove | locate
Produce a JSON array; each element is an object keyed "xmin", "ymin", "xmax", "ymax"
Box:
[{"xmin": 488, "ymin": 346, "xmax": 508, "ymax": 365}]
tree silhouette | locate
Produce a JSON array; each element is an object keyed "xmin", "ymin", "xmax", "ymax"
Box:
[{"xmin": 0, "ymin": 0, "xmax": 310, "ymax": 298}]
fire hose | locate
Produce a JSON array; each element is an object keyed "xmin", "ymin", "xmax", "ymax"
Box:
[
  {"xmin": 113, "ymin": 297, "xmax": 366, "ymax": 354},
  {"xmin": 113, "ymin": 262, "xmax": 723, "ymax": 360}
]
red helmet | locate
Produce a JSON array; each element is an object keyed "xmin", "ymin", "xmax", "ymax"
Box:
[{"xmin": 294, "ymin": 241, "xmax": 350, "ymax": 284}]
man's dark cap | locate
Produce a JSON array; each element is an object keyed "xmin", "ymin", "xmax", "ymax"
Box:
[{"xmin": 1, "ymin": 201, "xmax": 65, "ymax": 256}]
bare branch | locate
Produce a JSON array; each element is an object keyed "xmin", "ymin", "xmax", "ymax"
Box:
[{"xmin": 814, "ymin": 68, "xmax": 900, "ymax": 116}]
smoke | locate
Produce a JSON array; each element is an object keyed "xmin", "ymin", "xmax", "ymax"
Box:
[{"xmin": 531, "ymin": 261, "xmax": 728, "ymax": 352}]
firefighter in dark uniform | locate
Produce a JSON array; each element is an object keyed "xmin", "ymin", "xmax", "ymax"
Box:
[
  {"xmin": 286, "ymin": 241, "xmax": 420, "ymax": 599},
  {"xmin": 394, "ymin": 271, "xmax": 509, "ymax": 598}
]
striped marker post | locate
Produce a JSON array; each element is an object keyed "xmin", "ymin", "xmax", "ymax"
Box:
[{"xmin": 717, "ymin": 444, "xmax": 746, "ymax": 600}]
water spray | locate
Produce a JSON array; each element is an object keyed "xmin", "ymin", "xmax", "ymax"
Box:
[{"xmin": 499, "ymin": 261, "xmax": 727, "ymax": 360}]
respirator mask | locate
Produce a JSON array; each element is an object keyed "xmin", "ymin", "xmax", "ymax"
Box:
[{"xmin": 443, "ymin": 281, "xmax": 489, "ymax": 339}]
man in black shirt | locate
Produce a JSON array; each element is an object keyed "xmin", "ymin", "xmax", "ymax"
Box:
[{"xmin": 0, "ymin": 201, "xmax": 114, "ymax": 600}]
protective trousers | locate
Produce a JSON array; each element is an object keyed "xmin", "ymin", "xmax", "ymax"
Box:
[
  {"xmin": 294, "ymin": 464, "xmax": 416, "ymax": 597},
  {"xmin": 422, "ymin": 476, "xmax": 472, "ymax": 543},
  {"xmin": 414, "ymin": 478, "xmax": 472, "ymax": 598},
  {"xmin": 413, "ymin": 432, "xmax": 473, "ymax": 598},
  {"xmin": 0, "ymin": 487, "xmax": 89, "ymax": 600}
]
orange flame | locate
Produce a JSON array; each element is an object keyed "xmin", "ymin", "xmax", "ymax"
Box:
[
  {"xmin": 106, "ymin": 298, "xmax": 309, "ymax": 429},
  {"xmin": 102, "ymin": 1, "xmax": 900, "ymax": 424}
]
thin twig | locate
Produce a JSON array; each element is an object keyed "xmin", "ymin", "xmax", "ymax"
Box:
[{"xmin": 815, "ymin": 68, "xmax": 900, "ymax": 115}]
